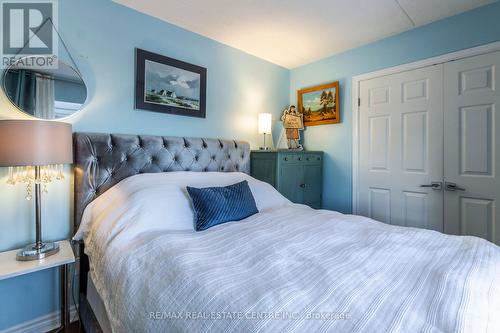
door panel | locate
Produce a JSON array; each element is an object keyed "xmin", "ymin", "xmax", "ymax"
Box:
[
  {"xmin": 459, "ymin": 197, "xmax": 494, "ymax": 240},
  {"xmin": 402, "ymin": 111, "xmax": 428, "ymax": 173},
  {"xmin": 369, "ymin": 116, "xmax": 391, "ymax": 171},
  {"xmin": 359, "ymin": 65, "xmax": 444, "ymax": 231},
  {"xmin": 444, "ymin": 51, "xmax": 500, "ymax": 245},
  {"xmin": 303, "ymin": 164, "xmax": 322, "ymax": 204},
  {"xmin": 251, "ymin": 154, "xmax": 276, "ymax": 187},
  {"xmin": 402, "ymin": 78, "xmax": 428, "ymax": 102},
  {"xmin": 459, "ymin": 104, "xmax": 493, "ymax": 176},
  {"xmin": 279, "ymin": 164, "xmax": 302, "ymax": 203},
  {"xmin": 368, "ymin": 187, "xmax": 391, "ymax": 224},
  {"xmin": 402, "ymin": 191, "xmax": 429, "ymax": 228}
]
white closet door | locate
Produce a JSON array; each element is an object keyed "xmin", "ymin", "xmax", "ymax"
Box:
[
  {"xmin": 358, "ymin": 65, "xmax": 444, "ymax": 231},
  {"xmin": 444, "ymin": 51, "xmax": 500, "ymax": 245}
]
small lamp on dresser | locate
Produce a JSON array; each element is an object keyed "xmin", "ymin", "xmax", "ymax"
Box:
[
  {"xmin": 258, "ymin": 112, "xmax": 272, "ymax": 150},
  {"xmin": 0, "ymin": 119, "xmax": 72, "ymax": 261}
]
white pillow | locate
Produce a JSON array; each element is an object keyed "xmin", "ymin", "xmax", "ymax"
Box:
[{"xmin": 73, "ymin": 172, "xmax": 290, "ymax": 241}]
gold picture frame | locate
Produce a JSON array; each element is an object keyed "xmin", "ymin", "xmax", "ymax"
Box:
[{"xmin": 297, "ymin": 81, "xmax": 340, "ymax": 126}]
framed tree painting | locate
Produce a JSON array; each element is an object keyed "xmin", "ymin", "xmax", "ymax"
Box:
[
  {"xmin": 297, "ymin": 81, "xmax": 340, "ymax": 126},
  {"xmin": 135, "ymin": 48, "xmax": 207, "ymax": 118}
]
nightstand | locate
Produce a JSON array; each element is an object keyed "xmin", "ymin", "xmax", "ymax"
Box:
[
  {"xmin": 0, "ymin": 240, "xmax": 75, "ymax": 332},
  {"xmin": 251, "ymin": 150, "xmax": 323, "ymax": 208}
]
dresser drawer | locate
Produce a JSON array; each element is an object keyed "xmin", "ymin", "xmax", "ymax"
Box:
[
  {"xmin": 303, "ymin": 154, "xmax": 322, "ymax": 163},
  {"xmin": 281, "ymin": 154, "xmax": 296, "ymax": 163},
  {"xmin": 281, "ymin": 153, "xmax": 322, "ymax": 164}
]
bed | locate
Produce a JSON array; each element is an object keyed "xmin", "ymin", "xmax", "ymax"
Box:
[{"xmin": 73, "ymin": 132, "xmax": 500, "ymax": 333}]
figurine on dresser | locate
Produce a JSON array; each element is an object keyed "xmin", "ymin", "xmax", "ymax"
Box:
[{"xmin": 281, "ymin": 105, "xmax": 304, "ymax": 150}]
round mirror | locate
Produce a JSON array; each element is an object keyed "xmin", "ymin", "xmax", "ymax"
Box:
[{"xmin": 3, "ymin": 57, "xmax": 87, "ymax": 120}]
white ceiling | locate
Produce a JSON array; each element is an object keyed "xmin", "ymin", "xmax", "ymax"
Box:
[{"xmin": 113, "ymin": 0, "xmax": 496, "ymax": 68}]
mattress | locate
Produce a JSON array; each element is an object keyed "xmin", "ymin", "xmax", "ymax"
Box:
[
  {"xmin": 76, "ymin": 172, "xmax": 500, "ymax": 332},
  {"xmin": 87, "ymin": 274, "xmax": 112, "ymax": 333}
]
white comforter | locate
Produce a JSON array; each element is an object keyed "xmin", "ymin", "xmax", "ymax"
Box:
[{"xmin": 75, "ymin": 172, "xmax": 500, "ymax": 333}]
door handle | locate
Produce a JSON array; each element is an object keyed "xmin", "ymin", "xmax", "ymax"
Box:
[
  {"xmin": 445, "ymin": 182, "xmax": 466, "ymax": 192},
  {"xmin": 420, "ymin": 181, "xmax": 442, "ymax": 190}
]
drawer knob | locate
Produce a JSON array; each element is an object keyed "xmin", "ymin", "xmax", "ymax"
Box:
[
  {"xmin": 298, "ymin": 157, "xmax": 302, "ymax": 161},
  {"xmin": 284, "ymin": 157, "xmax": 288, "ymax": 161},
  {"xmin": 306, "ymin": 157, "xmax": 310, "ymax": 161},
  {"xmin": 299, "ymin": 183, "xmax": 306, "ymax": 188}
]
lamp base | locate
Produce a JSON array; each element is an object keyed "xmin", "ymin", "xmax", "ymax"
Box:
[{"xmin": 16, "ymin": 242, "xmax": 59, "ymax": 261}]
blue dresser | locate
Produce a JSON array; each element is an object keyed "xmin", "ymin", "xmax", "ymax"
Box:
[{"xmin": 251, "ymin": 150, "xmax": 323, "ymax": 208}]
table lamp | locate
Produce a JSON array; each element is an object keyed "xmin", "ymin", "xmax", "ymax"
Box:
[
  {"xmin": 0, "ymin": 120, "xmax": 73, "ymax": 261},
  {"xmin": 258, "ymin": 113, "xmax": 272, "ymax": 150}
]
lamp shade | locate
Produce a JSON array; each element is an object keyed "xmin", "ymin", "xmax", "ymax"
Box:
[
  {"xmin": 258, "ymin": 113, "xmax": 272, "ymax": 134},
  {"xmin": 0, "ymin": 120, "xmax": 73, "ymax": 167}
]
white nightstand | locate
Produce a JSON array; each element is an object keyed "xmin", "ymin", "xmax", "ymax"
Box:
[{"xmin": 0, "ymin": 240, "xmax": 75, "ymax": 332}]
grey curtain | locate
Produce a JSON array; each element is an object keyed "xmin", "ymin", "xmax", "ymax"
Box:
[{"xmin": 12, "ymin": 70, "xmax": 37, "ymax": 116}]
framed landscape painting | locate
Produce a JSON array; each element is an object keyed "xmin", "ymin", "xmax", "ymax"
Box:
[
  {"xmin": 297, "ymin": 81, "xmax": 340, "ymax": 126},
  {"xmin": 135, "ymin": 48, "xmax": 207, "ymax": 118}
]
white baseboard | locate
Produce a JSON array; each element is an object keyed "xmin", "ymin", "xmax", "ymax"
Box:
[{"xmin": 0, "ymin": 306, "xmax": 77, "ymax": 333}]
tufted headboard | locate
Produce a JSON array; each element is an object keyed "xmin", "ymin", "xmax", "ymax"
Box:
[{"xmin": 73, "ymin": 132, "xmax": 251, "ymax": 229}]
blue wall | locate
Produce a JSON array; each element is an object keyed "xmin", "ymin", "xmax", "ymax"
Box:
[
  {"xmin": 0, "ymin": 0, "xmax": 289, "ymax": 330},
  {"xmin": 290, "ymin": 2, "xmax": 500, "ymax": 214}
]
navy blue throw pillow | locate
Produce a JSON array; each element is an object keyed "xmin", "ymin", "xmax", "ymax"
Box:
[{"xmin": 187, "ymin": 180, "xmax": 258, "ymax": 231}]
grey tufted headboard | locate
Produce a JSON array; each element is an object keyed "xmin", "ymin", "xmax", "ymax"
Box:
[{"xmin": 73, "ymin": 132, "xmax": 251, "ymax": 229}]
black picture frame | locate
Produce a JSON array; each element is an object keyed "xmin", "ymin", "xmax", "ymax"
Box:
[{"xmin": 135, "ymin": 48, "xmax": 207, "ymax": 118}]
